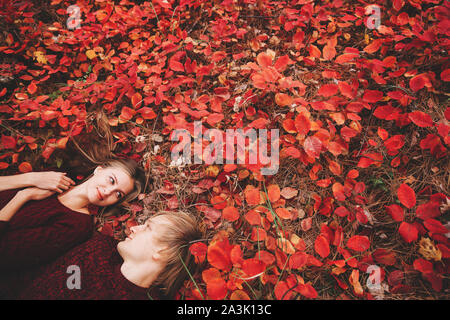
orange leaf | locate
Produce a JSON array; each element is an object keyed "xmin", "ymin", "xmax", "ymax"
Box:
[
  {"xmin": 18, "ymin": 161, "xmax": 32, "ymax": 173},
  {"xmin": 244, "ymin": 209, "xmax": 261, "ymax": 226},
  {"xmin": 275, "ymin": 93, "xmax": 293, "ymax": 106},
  {"xmin": 256, "ymin": 52, "xmax": 273, "ymax": 68},
  {"xmin": 318, "ymin": 84, "xmax": 338, "ymax": 97},
  {"xmin": 276, "ymin": 237, "xmax": 296, "ymax": 254},
  {"xmin": 244, "ymin": 186, "xmax": 261, "ymax": 206},
  {"xmin": 275, "ymin": 207, "xmax": 292, "ymax": 220},
  {"xmin": 294, "ymin": 113, "xmax": 311, "ymax": 135},
  {"xmin": 27, "ymin": 82, "xmax": 37, "ymax": 95},
  {"xmin": 222, "ymin": 206, "xmax": 240, "ymax": 222},
  {"xmin": 267, "ymin": 184, "xmax": 281, "ymax": 202},
  {"xmin": 206, "ymin": 277, "xmax": 227, "ymax": 300},
  {"xmin": 230, "ymin": 290, "xmax": 250, "ymax": 300}
]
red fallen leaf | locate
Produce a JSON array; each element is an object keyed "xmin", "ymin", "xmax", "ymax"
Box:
[
  {"xmin": 222, "ymin": 206, "xmax": 240, "ymax": 222},
  {"xmin": 314, "ymin": 235, "xmax": 330, "ymax": 258},
  {"xmin": 416, "ymin": 201, "xmax": 441, "ymax": 219},
  {"xmin": 335, "ymin": 53, "xmax": 359, "ymax": 64},
  {"xmin": 207, "ymin": 113, "xmax": 224, "ymax": 126},
  {"xmin": 288, "ymin": 251, "xmax": 308, "ymax": 269},
  {"xmin": 206, "ymin": 277, "xmax": 227, "ymax": 300},
  {"xmin": 318, "ymin": 83, "xmax": 338, "ymax": 97},
  {"xmin": 0, "ymin": 162, "xmax": 9, "ymax": 169},
  {"xmin": 413, "ymin": 258, "xmax": 433, "ymax": 274},
  {"xmin": 275, "ymin": 93, "xmax": 293, "ymax": 106},
  {"xmin": 397, "ymin": 183, "xmax": 416, "ymax": 208},
  {"xmin": 207, "ymin": 233, "xmax": 232, "ymax": 271},
  {"xmin": 244, "ymin": 209, "xmax": 261, "ymax": 226},
  {"xmin": 332, "ymin": 182, "xmax": 346, "ymax": 201},
  {"xmin": 282, "ymin": 118, "xmax": 296, "ymax": 133},
  {"xmin": 338, "ymin": 81, "xmax": 355, "ymax": 99},
  {"xmin": 119, "ymin": 106, "xmax": 136, "ymax": 122},
  {"xmin": 280, "ymin": 187, "xmax": 298, "ymax": 199},
  {"xmin": 323, "ymin": 43, "xmax": 336, "ymax": 60},
  {"xmin": 334, "ymin": 206, "xmax": 350, "ymax": 217},
  {"xmin": 423, "ymin": 219, "xmax": 447, "ymax": 234},
  {"xmin": 301, "ymin": 217, "xmax": 312, "ymax": 231},
  {"xmin": 362, "ymin": 90, "xmax": 383, "ymax": 103},
  {"xmin": 211, "ymin": 195, "xmax": 227, "ymax": 210},
  {"xmin": 1, "ymin": 135, "xmax": 17, "ymax": 150},
  {"xmin": 275, "ymin": 207, "xmax": 292, "ymax": 220},
  {"xmin": 436, "ymin": 244, "xmax": 450, "ymax": 258},
  {"xmin": 27, "ymin": 82, "xmax": 37, "ymax": 95},
  {"xmin": 244, "ymin": 186, "xmax": 261, "ymax": 206},
  {"xmin": 297, "ymin": 283, "xmax": 318, "ymax": 299},
  {"xmin": 346, "ymin": 235, "xmax": 370, "ymax": 252},
  {"xmin": 399, "ymin": 221, "xmax": 419, "ymax": 243},
  {"xmin": 267, "ymin": 184, "xmax": 280, "ymax": 202},
  {"xmin": 408, "ymin": 111, "xmax": 433, "ymax": 128},
  {"xmin": 385, "ymin": 204, "xmax": 404, "ymax": 222},
  {"xmin": 230, "ymin": 290, "xmax": 250, "ymax": 300},
  {"xmin": 251, "ymin": 227, "xmax": 266, "ymax": 241},
  {"xmin": 363, "ymin": 39, "xmax": 383, "ymax": 54},
  {"xmin": 441, "ymin": 69, "xmax": 450, "ymax": 81},
  {"xmin": 304, "ymin": 136, "xmax": 323, "ymax": 159},
  {"xmin": 138, "ymin": 107, "xmax": 157, "ymax": 120},
  {"xmin": 230, "ymin": 245, "xmax": 244, "ymax": 267},
  {"xmin": 409, "ymin": 74, "xmax": 430, "ymax": 92},
  {"xmin": 189, "ymin": 242, "xmax": 207, "ymax": 263},
  {"xmin": 294, "ymin": 113, "xmax": 311, "ymax": 136},
  {"xmin": 256, "ymin": 52, "xmax": 273, "ymax": 68},
  {"xmin": 242, "ymin": 258, "xmax": 265, "ymax": 277},
  {"xmin": 18, "ymin": 161, "xmax": 32, "ymax": 173},
  {"xmin": 377, "ymin": 127, "xmax": 389, "ymax": 140},
  {"xmin": 274, "ymin": 281, "xmax": 293, "ymax": 300},
  {"xmin": 373, "ymin": 248, "xmax": 397, "ymax": 266},
  {"xmin": 273, "ymin": 54, "xmax": 293, "ymax": 72}
]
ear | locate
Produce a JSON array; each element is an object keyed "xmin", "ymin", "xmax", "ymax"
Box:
[
  {"xmin": 94, "ymin": 166, "xmax": 103, "ymax": 175},
  {"xmin": 152, "ymin": 248, "xmax": 166, "ymax": 262}
]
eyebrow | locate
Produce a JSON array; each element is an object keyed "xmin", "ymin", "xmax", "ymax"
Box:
[{"xmin": 112, "ymin": 173, "xmax": 125, "ymax": 196}]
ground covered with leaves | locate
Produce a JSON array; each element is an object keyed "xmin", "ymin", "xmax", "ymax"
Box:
[{"xmin": 0, "ymin": 0, "xmax": 449, "ymax": 300}]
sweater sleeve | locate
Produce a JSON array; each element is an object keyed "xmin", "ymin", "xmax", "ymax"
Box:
[{"xmin": 0, "ymin": 213, "xmax": 93, "ymax": 271}]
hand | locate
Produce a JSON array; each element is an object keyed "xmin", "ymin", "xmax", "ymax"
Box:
[
  {"xmin": 28, "ymin": 171, "xmax": 76, "ymax": 193},
  {"xmin": 19, "ymin": 187, "xmax": 56, "ymax": 202}
]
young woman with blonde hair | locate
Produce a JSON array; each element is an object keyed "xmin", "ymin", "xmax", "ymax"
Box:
[{"xmin": 10, "ymin": 211, "xmax": 204, "ymax": 300}]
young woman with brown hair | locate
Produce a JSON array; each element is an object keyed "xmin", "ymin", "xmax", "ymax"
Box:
[{"xmin": 0, "ymin": 112, "xmax": 147, "ymax": 278}]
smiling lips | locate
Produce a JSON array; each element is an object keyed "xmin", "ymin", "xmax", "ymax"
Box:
[{"xmin": 97, "ymin": 188, "xmax": 104, "ymax": 201}]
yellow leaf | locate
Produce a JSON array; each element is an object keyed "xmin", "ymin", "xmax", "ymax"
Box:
[
  {"xmin": 86, "ymin": 50, "xmax": 97, "ymax": 60},
  {"xmin": 34, "ymin": 51, "xmax": 47, "ymax": 64}
]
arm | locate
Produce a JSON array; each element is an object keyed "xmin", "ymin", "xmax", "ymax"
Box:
[
  {"xmin": 0, "ymin": 173, "xmax": 34, "ymax": 192},
  {"xmin": 0, "ymin": 188, "xmax": 54, "ymax": 222},
  {"xmin": 0, "ymin": 172, "xmax": 75, "ymax": 193},
  {"xmin": 0, "ymin": 191, "xmax": 29, "ymax": 222}
]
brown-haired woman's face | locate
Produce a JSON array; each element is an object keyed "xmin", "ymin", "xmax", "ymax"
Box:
[{"xmin": 85, "ymin": 166, "xmax": 135, "ymax": 206}]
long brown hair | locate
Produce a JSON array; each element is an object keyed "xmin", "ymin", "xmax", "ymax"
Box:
[
  {"xmin": 151, "ymin": 211, "xmax": 205, "ymax": 299},
  {"xmin": 66, "ymin": 111, "xmax": 147, "ymax": 216}
]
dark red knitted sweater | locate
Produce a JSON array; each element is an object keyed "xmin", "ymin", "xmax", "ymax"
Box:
[
  {"xmin": 0, "ymin": 188, "xmax": 94, "ymax": 270},
  {"xmin": 16, "ymin": 232, "xmax": 151, "ymax": 300},
  {"xmin": 0, "ymin": 188, "xmax": 94, "ymax": 298}
]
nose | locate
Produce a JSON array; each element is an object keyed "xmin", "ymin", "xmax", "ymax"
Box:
[{"xmin": 130, "ymin": 225, "xmax": 144, "ymax": 234}]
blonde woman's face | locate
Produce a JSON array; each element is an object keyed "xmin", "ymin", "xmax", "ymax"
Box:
[
  {"xmin": 86, "ymin": 166, "xmax": 135, "ymax": 206},
  {"xmin": 117, "ymin": 215, "xmax": 170, "ymax": 263}
]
